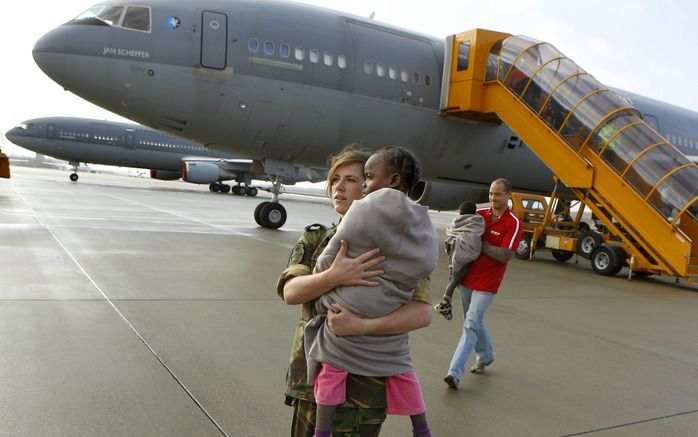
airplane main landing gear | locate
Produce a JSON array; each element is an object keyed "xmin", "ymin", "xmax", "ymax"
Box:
[
  {"xmin": 69, "ymin": 161, "xmax": 79, "ymax": 182},
  {"xmin": 209, "ymin": 182, "xmax": 231, "ymax": 193},
  {"xmin": 254, "ymin": 176, "xmax": 286, "ymax": 229},
  {"xmin": 231, "ymin": 183, "xmax": 258, "ymax": 197}
]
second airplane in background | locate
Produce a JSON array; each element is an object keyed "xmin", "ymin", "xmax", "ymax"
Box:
[{"xmin": 5, "ymin": 117, "xmax": 326, "ymax": 227}]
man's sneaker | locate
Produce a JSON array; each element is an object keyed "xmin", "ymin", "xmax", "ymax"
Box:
[
  {"xmin": 443, "ymin": 374, "xmax": 459, "ymax": 390},
  {"xmin": 470, "ymin": 359, "xmax": 494, "ymax": 374},
  {"xmin": 434, "ymin": 299, "xmax": 453, "ymax": 320}
]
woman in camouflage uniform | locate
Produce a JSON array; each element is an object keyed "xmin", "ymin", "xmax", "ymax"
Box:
[{"xmin": 277, "ymin": 146, "xmax": 432, "ymax": 437}]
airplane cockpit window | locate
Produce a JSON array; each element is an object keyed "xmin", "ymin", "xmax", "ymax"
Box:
[
  {"xmin": 69, "ymin": 5, "xmax": 151, "ymax": 32},
  {"xmin": 122, "ymin": 6, "xmax": 150, "ymax": 32},
  {"xmin": 19, "ymin": 123, "xmax": 35, "ymax": 130}
]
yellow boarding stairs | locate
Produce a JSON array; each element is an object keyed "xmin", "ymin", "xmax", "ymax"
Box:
[{"xmin": 439, "ymin": 29, "xmax": 698, "ymax": 279}]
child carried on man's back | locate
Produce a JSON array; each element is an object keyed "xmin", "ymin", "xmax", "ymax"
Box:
[{"xmin": 434, "ymin": 201, "xmax": 486, "ymax": 320}]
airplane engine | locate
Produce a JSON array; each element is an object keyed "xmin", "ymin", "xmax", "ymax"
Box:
[
  {"xmin": 180, "ymin": 161, "xmax": 239, "ymax": 184},
  {"xmin": 150, "ymin": 169, "xmax": 180, "ymax": 180},
  {"xmin": 409, "ymin": 181, "xmax": 488, "ymax": 211}
]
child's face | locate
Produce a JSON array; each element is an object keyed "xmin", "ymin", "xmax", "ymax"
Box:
[{"xmin": 363, "ymin": 153, "xmax": 399, "ymax": 195}]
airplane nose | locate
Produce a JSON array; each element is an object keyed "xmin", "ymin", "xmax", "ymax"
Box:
[
  {"xmin": 5, "ymin": 127, "xmax": 22, "ymax": 142},
  {"xmin": 33, "ymin": 27, "xmax": 69, "ymax": 87}
]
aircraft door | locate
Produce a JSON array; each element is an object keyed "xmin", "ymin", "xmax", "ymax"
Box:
[
  {"xmin": 125, "ymin": 132, "xmax": 136, "ymax": 149},
  {"xmin": 201, "ymin": 11, "xmax": 228, "ymax": 70},
  {"xmin": 47, "ymin": 124, "xmax": 55, "ymax": 139}
]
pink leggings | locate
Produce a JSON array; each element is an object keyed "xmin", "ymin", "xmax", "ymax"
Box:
[{"xmin": 314, "ymin": 363, "xmax": 426, "ymax": 416}]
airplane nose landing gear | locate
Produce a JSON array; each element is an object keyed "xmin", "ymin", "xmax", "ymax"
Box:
[
  {"xmin": 254, "ymin": 201, "xmax": 287, "ymax": 229},
  {"xmin": 69, "ymin": 161, "xmax": 79, "ymax": 181},
  {"xmin": 254, "ymin": 176, "xmax": 287, "ymax": 229}
]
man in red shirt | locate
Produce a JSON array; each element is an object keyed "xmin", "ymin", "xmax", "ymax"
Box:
[{"xmin": 444, "ymin": 178, "xmax": 523, "ymax": 389}]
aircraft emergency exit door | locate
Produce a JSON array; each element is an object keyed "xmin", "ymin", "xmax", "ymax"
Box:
[{"xmin": 201, "ymin": 11, "xmax": 228, "ymax": 70}]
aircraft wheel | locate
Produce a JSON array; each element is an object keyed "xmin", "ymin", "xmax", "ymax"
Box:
[
  {"xmin": 254, "ymin": 201, "xmax": 270, "ymax": 226},
  {"xmin": 232, "ymin": 185, "xmax": 241, "ymax": 195},
  {"xmin": 239, "ymin": 186, "xmax": 248, "ymax": 196},
  {"xmin": 70, "ymin": 173, "xmax": 79, "ymax": 182},
  {"xmin": 211, "ymin": 183, "xmax": 221, "ymax": 193},
  {"xmin": 577, "ymin": 230, "xmax": 602, "ymax": 259},
  {"xmin": 590, "ymin": 245, "xmax": 625, "ymax": 276},
  {"xmin": 258, "ymin": 202, "xmax": 287, "ymax": 229},
  {"xmin": 247, "ymin": 187, "xmax": 258, "ymax": 197},
  {"xmin": 515, "ymin": 234, "xmax": 533, "ymax": 260},
  {"xmin": 209, "ymin": 183, "xmax": 217, "ymax": 192},
  {"xmin": 551, "ymin": 249, "xmax": 574, "ymax": 263},
  {"xmin": 221, "ymin": 184, "xmax": 231, "ymax": 193}
]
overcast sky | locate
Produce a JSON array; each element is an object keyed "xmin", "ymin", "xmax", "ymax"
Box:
[{"xmin": 2, "ymin": 0, "xmax": 697, "ymax": 154}]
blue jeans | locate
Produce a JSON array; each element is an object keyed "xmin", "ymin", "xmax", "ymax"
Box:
[{"xmin": 447, "ymin": 286, "xmax": 495, "ymax": 382}]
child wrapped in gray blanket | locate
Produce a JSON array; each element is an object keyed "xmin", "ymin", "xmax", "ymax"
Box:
[
  {"xmin": 434, "ymin": 201, "xmax": 486, "ymax": 320},
  {"xmin": 304, "ymin": 147, "xmax": 438, "ymax": 437}
]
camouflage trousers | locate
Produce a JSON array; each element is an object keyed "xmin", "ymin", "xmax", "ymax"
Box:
[{"xmin": 290, "ymin": 398, "xmax": 386, "ymax": 437}]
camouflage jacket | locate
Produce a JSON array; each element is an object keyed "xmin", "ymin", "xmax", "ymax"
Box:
[{"xmin": 277, "ymin": 223, "xmax": 432, "ymax": 407}]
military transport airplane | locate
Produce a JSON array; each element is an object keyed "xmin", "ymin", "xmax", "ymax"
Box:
[
  {"xmin": 5, "ymin": 117, "xmax": 326, "ymax": 204},
  {"xmin": 31, "ymin": 0, "xmax": 698, "ymax": 228}
]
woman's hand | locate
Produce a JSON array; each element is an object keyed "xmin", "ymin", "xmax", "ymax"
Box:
[
  {"xmin": 326, "ymin": 303, "xmax": 368, "ymax": 336},
  {"xmin": 327, "ymin": 300, "xmax": 431, "ymax": 336},
  {"xmin": 325, "ymin": 240, "xmax": 385, "ymax": 288},
  {"xmin": 282, "ymin": 241, "xmax": 384, "ymax": 305}
]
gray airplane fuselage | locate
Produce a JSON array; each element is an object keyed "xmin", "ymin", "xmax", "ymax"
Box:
[
  {"xmin": 32, "ymin": 0, "xmax": 698, "ymax": 197},
  {"xmin": 5, "ymin": 117, "xmax": 233, "ymax": 171}
]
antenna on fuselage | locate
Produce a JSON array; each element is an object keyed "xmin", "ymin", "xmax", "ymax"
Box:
[{"xmin": 369, "ymin": 12, "xmax": 375, "ymax": 19}]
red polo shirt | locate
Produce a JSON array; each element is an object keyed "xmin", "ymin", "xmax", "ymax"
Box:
[{"xmin": 462, "ymin": 207, "xmax": 522, "ymax": 293}]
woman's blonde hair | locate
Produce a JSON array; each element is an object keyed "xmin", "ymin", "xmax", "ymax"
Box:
[{"xmin": 326, "ymin": 145, "xmax": 372, "ymax": 197}]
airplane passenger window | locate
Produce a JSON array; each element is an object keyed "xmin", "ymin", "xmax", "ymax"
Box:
[
  {"xmin": 310, "ymin": 50, "xmax": 319, "ymax": 63},
  {"xmin": 338, "ymin": 55, "xmax": 347, "ymax": 69},
  {"xmin": 97, "ymin": 6, "xmax": 124, "ymax": 26},
  {"xmin": 248, "ymin": 38, "xmax": 259, "ymax": 53},
  {"xmin": 413, "ymin": 72, "xmax": 420, "ymax": 84},
  {"xmin": 280, "ymin": 44, "xmax": 290, "ymax": 58},
  {"xmin": 122, "ymin": 6, "xmax": 150, "ymax": 32},
  {"xmin": 376, "ymin": 64, "xmax": 385, "ymax": 77},
  {"xmin": 295, "ymin": 47, "xmax": 305, "ymax": 60},
  {"xmin": 389, "ymin": 67, "xmax": 397, "ymax": 80},
  {"xmin": 401, "ymin": 70, "xmax": 409, "ymax": 82},
  {"xmin": 324, "ymin": 52, "xmax": 333, "ymax": 66},
  {"xmin": 424, "ymin": 75, "xmax": 432, "ymax": 86},
  {"xmin": 264, "ymin": 41, "xmax": 274, "ymax": 55},
  {"xmin": 364, "ymin": 61, "xmax": 374, "ymax": 75}
]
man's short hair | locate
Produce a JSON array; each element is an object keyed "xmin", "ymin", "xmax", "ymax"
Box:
[{"xmin": 492, "ymin": 177, "xmax": 512, "ymax": 193}]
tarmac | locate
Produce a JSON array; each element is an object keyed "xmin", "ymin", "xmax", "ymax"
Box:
[{"xmin": 1, "ymin": 166, "xmax": 697, "ymax": 437}]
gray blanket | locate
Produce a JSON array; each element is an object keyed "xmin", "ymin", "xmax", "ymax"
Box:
[
  {"xmin": 445, "ymin": 214, "xmax": 485, "ymax": 273},
  {"xmin": 305, "ymin": 188, "xmax": 438, "ymax": 379}
]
